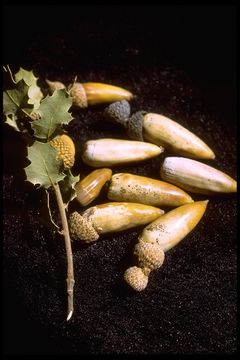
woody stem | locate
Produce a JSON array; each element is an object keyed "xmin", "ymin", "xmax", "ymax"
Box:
[{"xmin": 53, "ymin": 182, "xmax": 74, "ymax": 321}]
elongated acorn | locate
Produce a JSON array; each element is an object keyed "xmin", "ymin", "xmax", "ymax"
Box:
[
  {"xmin": 82, "ymin": 138, "xmax": 164, "ymax": 167},
  {"xmin": 104, "ymin": 101, "xmax": 215, "ymax": 160},
  {"xmin": 46, "ymin": 80, "xmax": 133, "ymax": 108},
  {"xmin": 70, "ymin": 82, "xmax": 133, "ymax": 108},
  {"xmin": 50, "ymin": 134, "xmax": 75, "ymax": 169},
  {"xmin": 124, "ymin": 200, "xmax": 208, "ymax": 291},
  {"xmin": 75, "ymin": 168, "xmax": 112, "ymax": 206},
  {"xmin": 69, "ymin": 202, "xmax": 164, "ymax": 242},
  {"xmin": 139, "ymin": 200, "xmax": 208, "ymax": 251},
  {"xmin": 160, "ymin": 157, "xmax": 237, "ymax": 194},
  {"xmin": 107, "ymin": 172, "xmax": 193, "ymax": 207}
]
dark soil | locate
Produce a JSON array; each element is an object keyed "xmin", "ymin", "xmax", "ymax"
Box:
[{"xmin": 3, "ymin": 5, "xmax": 237, "ymax": 355}]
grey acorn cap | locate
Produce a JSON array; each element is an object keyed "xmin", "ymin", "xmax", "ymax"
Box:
[
  {"xmin": 126, "ymin": 111, "xmax": 147, "ymax": 141},
  {"xmin": 103, "ymin": 100, "xmax": 131, "ymax": 125}
]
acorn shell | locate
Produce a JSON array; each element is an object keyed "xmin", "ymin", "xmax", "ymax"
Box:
[
  {"xmin": 143, "ymin": 113, "xmax": 215, "ymax": 160},
  {"xmin": 75, "ymin": 168, "xmax": 112, "ymax": 206},
  {"xmin": 82, "ymin": 202, "xmax": 165, "ymax": 235},
  {"xmin": 160, "ymin": 157, "xmax": 237, "ymax": 194},
  {"xmin": 107, "ymin": 172, "xmax": 193, "ymax": 207},
  {"xmin": 139, "ymin": 200, "xmax": 209, "ymax": 252},
  {"xmin": 83, "ymin": 82, "xmax": 133, "ymax": 105},
  {"xmin": 82, "ymin": 138, "xmax": 164, "ymax": 167}
]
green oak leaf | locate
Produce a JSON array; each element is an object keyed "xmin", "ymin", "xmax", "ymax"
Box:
[
  {"xmin": 3, "ymin": 80, "xmax": 33, "ymax": 130},
  {"xmin": 31, "ymin": 89, "xmax": 73, "ymax": 141},
  {"xmin": 15, "ymin": 67, "xmax": 43, "ymax": 110},
  {"xmin": 25, "ymin": 141, "xmax": 66, "ymax": 189},
  {"xmin": 15, "ymin": 67, "xmax": 38, "ymax": 85},
  {"xmin": 59, "ymin": 170, "xmax": 80, "ymax": 208}
]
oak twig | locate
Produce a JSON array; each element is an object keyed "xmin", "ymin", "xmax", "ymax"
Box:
[{"xmin": 53, "ymin": 183, "xmax": 74, "ymax": 321}]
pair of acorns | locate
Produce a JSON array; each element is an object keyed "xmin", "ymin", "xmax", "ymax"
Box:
[{"xmin": 49, "ymin": 79, "xmax": 236, "ymax": 291}]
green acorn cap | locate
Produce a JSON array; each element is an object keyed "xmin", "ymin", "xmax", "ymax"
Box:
[
  {"xmin": 126, "ymin": 111, "xmax": 147, "ymax": 141},
  {"xmin": 103, "ymin": 100, "xmax": 131, "ymax": 125}
]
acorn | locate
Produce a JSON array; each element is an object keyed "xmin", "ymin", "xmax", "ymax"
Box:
[
  {"xmin": 46, "ymin": 80, "xmax": 133, "ymax": 108},
  {"xmin": 107, "ymin": 172, "xmax": 193, "ymax": 207},
  {"xmin": 103, "ymin": 101, "xmax": 215, "ymax": 160},
  {"xmin": 68, "ymin": 202, "xmax": 164, "ymax": 243},
  {"xmin": 75, "ymin": 168, "xmax": 112, "ymax": 206},
  {"xmin": 160, "ymin": 157, "xmax": 237, "ymax": 194},
  {"xmin": 82, "ymin": 138, "xmax": 164, "ymax": 167},
  {"xmin": 46, "ymin": 79, "xmax": 66, "ymax": 92},
  {"xmin": 139, "ymin": 200, "xmax": 208, "ymax": 251},
  {"xmin": 50, "ymin": 134, "xmax": 75, "ymax": 169},
  {"xmin": 124, "ymin": 200, "xmax": 208, "ymax": 291}
]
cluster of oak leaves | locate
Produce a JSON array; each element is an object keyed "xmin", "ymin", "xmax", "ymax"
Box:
[{"xmin": 3, "ymin": 66, "xmax": 80, "ymax": 227}]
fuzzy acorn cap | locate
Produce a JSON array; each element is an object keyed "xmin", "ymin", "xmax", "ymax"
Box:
[
  {"xmin": 68, "ymin": 211, "xmax": 99, "ymax": 243},
  {"xmin": 126, "ymin": 111, "xmax": 147, "ymax": 141},
  {"xmin": 103, "ymin": 100, "xmax": 131, "ymax": 125},
  {"xmin": 124, "ymin": 266, "xmax": 149, "ymax": 291},
  {"xmin": 69, "ymin": 83, "xmax": 88, "ymax": 108},
  {"xmin": 134, "ymin": 241, "xmax": 165, "ymax": 270},
  {"xmin": 50, "ymin": 134, "xmax": 75, "ymax": 169}
]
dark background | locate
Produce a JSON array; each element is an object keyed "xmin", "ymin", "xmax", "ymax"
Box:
[{"xmin": 2, "ymin": 4, "xmax": 237, "ymax": 354}]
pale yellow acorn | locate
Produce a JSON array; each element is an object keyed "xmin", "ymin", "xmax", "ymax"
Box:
[
  {"xmin": 124, "ymin": 200, "xmax": 208, "ymax": 291},
  {"xmin": 68, "ymin": 202, "xmax": 164, "ymax": 242},
  {"xmin": 142, "ymin": 113, "xmax": 215, "ymax": 160},
  {"xmin": 82, "ymin": 138, "xmax": 164, "ymax": 167},
  {"xmin": 160, "ymin": 157, "xmax": 237, "ymax": 194},
  {"xmin": 139, "ymin": 200, "xmax": 208, "ymax": 252},
  {"xmin": 75, "ymin": 168, "xmax": 112, "ymax": 206},
  {"xmin": 104, "ymin": 101, "xmax": 215, "ymax": 160},
  {"xmin": 50, "ymin": 134, "xmax": 75, "ymax": 169},
  {"xmin": 107, "ymin": 172, "xmax": 193, "ymax": 207}
]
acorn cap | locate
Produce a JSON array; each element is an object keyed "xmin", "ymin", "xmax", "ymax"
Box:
[
  {"xmin": 134, "ymin": 242, "xmax": 165, "ymax": 271},
  {"xmin": 103, "ymin": 100, "xmax": 131, "ymax": 125},
  {"xmin": 69, "ymin": 83, "xmax": 88, "ymax": 108},
  {"xmin": 124, "ymin": 266, "xmax": 149, "ymax": 291},
  {"xmin": 50, "ymin": 134, "xmax": 75, "ymax": 169},
  {"xmin": 126, "ymin": 111, "xmax": 147, "ymax": 141},
  {"xmin": 68, "ymin": 211, "xmax": 99, "ymax": 243}
]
